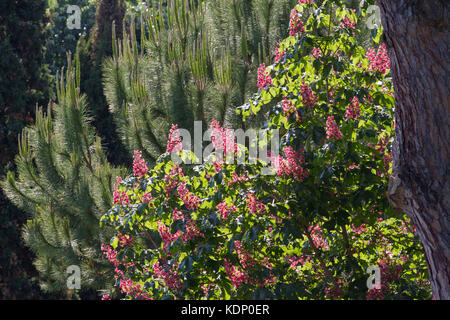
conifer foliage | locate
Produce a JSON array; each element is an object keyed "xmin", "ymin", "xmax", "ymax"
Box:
[
  {"xmin": 1, "ymin": 55, "xmax": 124, "ymax": 298},
  {"xmin": 103, "ymin": 0, "xmax": 297, "ymax": 163}
]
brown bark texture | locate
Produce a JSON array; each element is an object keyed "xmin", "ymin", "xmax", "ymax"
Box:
[{"xmin": 377, "ymin": 0, "xmax": 449, "ymax": 299}]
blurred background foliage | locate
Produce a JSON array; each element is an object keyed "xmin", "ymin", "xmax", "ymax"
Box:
[{"xmin": 0, "ymin": 0, "xmax": 51, "ymax": 299}]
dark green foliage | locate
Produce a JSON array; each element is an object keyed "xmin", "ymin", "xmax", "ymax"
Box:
[
  {"xmin": 44, "ymin": 0, "xmax": 97, "ymax": 76},
  {"xmin": 0, "ymin": 0, "xmax": 51, "ymax": 166},
  {"xmin": 1, "ymin": 0, "xmax": 133, "ymax": 298},
  {"xmin": 2, "ymin": 58, "xmax": 125, "ymax": 298},
  {"xmin": 0, "ymin": 0, "xmax": 51, "ymax": 299},
  {"xmin": 103, "ymin": 0, "xmax": 298, "ymax": 164},
  {"xmin": 0, "ymin": 190, "xmax": 43, "ymax": 299},
  {"xmin": 91, "ymin": 0, "xmax": 127, "ymax": 62},
  {"xmin": 79, "ymin": 0, "xmax": 129, "ymax": 166},
  {"xmin": 44, "ymin": 1, "xmax": 128, "ymax": 165}
]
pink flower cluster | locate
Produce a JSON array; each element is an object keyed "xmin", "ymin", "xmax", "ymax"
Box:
[
  {"xmin": 246, "ymin": 192, "xmax": 266, "ymax": 214},
  {"xmin": 113, "ymin": 190, "xmax": 130, "ymax": 206},
  {"xmin": 227, "ymin": 172, "xmax": 248, "ymax": 186},
  {"xmin": 375, "ymin": 134, "xmax": 390, "ymax": 154},
  {"xmin": 153, "ymin": 261, "xmax": 183, "ymax": 291},
  {"xmin": 117, "ymin": 275, "xmax": 152, "ymax": 300},
  {"xmin": 172, "ymin": 207, "xmax": 184, "ymax": 221},
  {"xmin": 166, "ymin": 124, "xmax": 183, "ymax": 153},
  {"xmin": 101, "ymin": 243, "xmax": 152, "ymax": 299},
  {"xmin": 351, "ymin": 224, "xmax": 367, "ymax": 235},
  {"xmin": 366, "ymin": 253, "xmax": 403, "ymax": 300},
  {"xmin": 133, "ymin": 150, "xmax": 148, "ymax": 177},
  {"xmin": 367, "ymin": 43, "xmax": 390, "ymax": 74},
  {"xmin": 285, "ymin": 254, "xmax": 310, "ymax": 270},
  {"xmin": 177, "ymin": 182, "xmax": 200, "ymax": 210},
  {"xmin": 181, "ymin": 219, "xmax": 204, "ymax": 242},
  {"xmin": 157, "ymin": 221, "xmax": 182, "ymax": 251},
  {"xmin": 345, "ymin": 97, "xmax": 361, "ymax": 119},
  {"xmin": 281, "ymin": 97, "xmax": 300, "ymax": 120},
  {"xmin": 118, "ymin": 233, "xmax": 134, "ymax": 246},
  {"xmin": 326, "ymin": 116, "xmax": 343, "ymax": 140},
  {"xmin": 210, "ymin": 119, "xmax": 237, "ymax": 156},
  {"xmin": 101, "ymin": 243, "xmax": 120, "ymax": 267},
  {"xmin": 163, "ymin": 165, "xmax": 184, "ymax": 196},
  {"xmin": 300, "ymin": 81, "xmax": 318, "ymax": 108},
  {"xmin": 341, "ymin": 17, "xmax": 356, "ymax": 29},
  {"xmin": 217, "ymin": 201, "xmax": 237, "ymax": 220},
  {"xmin": 274, "ymin": 43, "xmax": 286, "ymax": 63},
  {"xmin": 113, "ymin": 177, "xmax": 130, "ymax": 206},
  {"xmin": 257, "ymin": 64, "xmax": 272, "ymax": 90},
  {"xmin": 380, "ymin": 257, "xmax": 402, "ymax": 286},
  {"xmin": 212, "ymin": 159, "xmax": 223, "ymax": 173},
  {"xmin": 224, "ymin": 259, "xmax": 249, "ymax": 289},
  {"xmin": 289, "ymin": 9, "xmax": 304, "ymax": 36},
  {"xmin": 225, "ymin": 243, "xmax": 276, "ymax": 289},
  {"xmin": 308, "ymin": 224, "xmax": 329, "ymax": 250},
  {"xmin": 255, "ymin": 274, "xmax": 277, "ymax": 288},
  {"xmin": 298, "ymin": 0, "xmax": 314, "ymax": 3},
  {"xmin": 272, "ymin": 146, "xmax": 308, "ymax": 181},
  {"xmin": 234, "ymin": 241, "xmax": 257, "ymax": 269},
  {"xmin": 366, "ymin": 287, "xmax": 384, "ymax": 300},
  {"xmin": 140, "ymin": 192, "xmax": 152, "ymax": 204},
  {"xmin": 157, "ymin": 219, "xmax": 204, "ymax": 251},
  {"xmin": 312, "ymin": 47, "xmax": 322, "ymax": 58},
  {"xmin": 201, "ymin": 283, "xmax": 215, "ymax": 298},
  {"xmin": 223, "ymin": 242, "xmax": 277, "ymax": 289}
]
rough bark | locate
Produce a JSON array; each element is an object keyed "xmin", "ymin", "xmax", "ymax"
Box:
[{"xmin": 377, "ymin": 0, "xmax": 449, "ymax": 299}]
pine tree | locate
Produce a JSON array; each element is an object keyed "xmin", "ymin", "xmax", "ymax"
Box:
[
  {"xmin": 0, "ymin": 0, "xmax": 51, "ymax": 299},
  {"xmin": 102, "ymin": 0, "xmax": 297, "ymax": 163},
  {"xmin": 1, "ymin": 55, "xmax": 124, "ymax": 298}
]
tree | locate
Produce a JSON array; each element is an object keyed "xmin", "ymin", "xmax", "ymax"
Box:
[
  {"xmin": 376, "ymin": 0, "xmax": 449, "ymax": 299},
  {"xmin": 1, "ymin": 0, "xmax": 294, "ymax": 299},
  {"xmin": 99, "ymin": 1, "xmax": 431, "ymax": 300},
  {"xmin": 103, "ymin": 0, "xmax": 297, "ymax": 164},
  {"xmin": 1, "ymin": 57, "xmax": 124, "ymax": 299},
  {"xmin": 0, "ymin": 0, "xmax": 51, "ymax": 299}
]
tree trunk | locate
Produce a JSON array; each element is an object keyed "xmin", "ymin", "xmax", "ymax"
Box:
[{"xmin": 376, "ymin": 0, "xmax": 449, "ymax": 299}]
